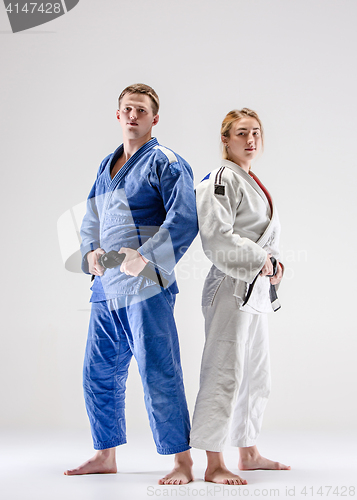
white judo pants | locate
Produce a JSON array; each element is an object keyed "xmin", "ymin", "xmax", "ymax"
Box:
[{"xmin": 190, "ymin": 276, "xmax": 271, "ymax": 452}]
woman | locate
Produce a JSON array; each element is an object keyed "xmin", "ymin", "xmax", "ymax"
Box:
[{"xmin": 190, "ymin": 109, "xmax": 290, "ymax": 485}]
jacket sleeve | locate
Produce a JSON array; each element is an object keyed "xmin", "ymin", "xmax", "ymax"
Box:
[
  {"xmin": 137, "ymin": 152, "xmax": 198, "ymax": 275},
  {"xmin": 79, "ymin": 155, "xmax": 110, "ymax": 274},
  {"xmin": 196, "ymin": 169, "xmax": 267, "ymax": 284}
]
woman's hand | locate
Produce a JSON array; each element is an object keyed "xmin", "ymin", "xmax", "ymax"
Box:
[
  {"xmin": 260, "ymin": 253, "xmax": 274, "ymax": 276},
  {"xmin": 261, "ymin": 254, "xmax": 283, "ymax": 285},
  {"xmin": 270, "ymin": 262, "xmax": 283, "ymax": 285}
]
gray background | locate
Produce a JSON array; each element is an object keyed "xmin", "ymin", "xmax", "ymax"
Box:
[{"xmin": 1, "ymin": 0, "xmax": 356, "ymax": 440}]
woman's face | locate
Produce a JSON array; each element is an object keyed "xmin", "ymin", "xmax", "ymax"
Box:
[{"xmin": 222, "ymin": 117, "xmax": 262, "ymax": 168}]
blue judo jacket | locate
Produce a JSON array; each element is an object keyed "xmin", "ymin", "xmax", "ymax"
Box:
[{"xmin": 80, "ymin": 138, "xmax": 198, "ymax": 300}]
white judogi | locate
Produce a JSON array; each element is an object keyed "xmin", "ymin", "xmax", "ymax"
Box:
[{"xmin": 190, "ymin": 160, "xmax": 281, "ymax": 451}]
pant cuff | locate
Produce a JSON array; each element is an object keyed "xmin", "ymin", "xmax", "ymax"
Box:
[
  {"xmin": 93, "ymin": 437, "xmax": 127, "ymax": 450},
  {"xmin": 230, "ymin": 438, "xmax": 256, "ymax": 448},
  {"xmin": 156, "ymin": 443, "xmax": 191, "ymax": 455},
  {"xmin": 189, "ymin": 439, "xmax": 225, "ymax": 453}
]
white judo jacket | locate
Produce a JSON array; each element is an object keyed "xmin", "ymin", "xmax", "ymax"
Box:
[{"xmin": 196, "ymin": 159, "xmax": 281, "ymax": 314}]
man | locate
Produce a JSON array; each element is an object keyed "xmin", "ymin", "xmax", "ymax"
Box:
[{"xmin": 64, "ymin": 84, "xmax": 197, "ymax": 485}]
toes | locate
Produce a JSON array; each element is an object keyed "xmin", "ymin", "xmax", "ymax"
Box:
[
  {"xmin": 236, "ymin": 476, "xmax": 247, "ymax": 485},
  {"xmin": 224, "ymin": 478, "xmax": 245, "ymax": 485},
  {"xmin": 276, "ymin": 462, "xmax": 291, "ymax": 470},
  {"xmin": 159, "ymin": 476, "xmax": 185, "ymax": 485}
]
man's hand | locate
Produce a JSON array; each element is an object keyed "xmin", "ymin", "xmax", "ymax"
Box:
[
  {"xmin": 260, "ymin": 253, "xmax": 274, "ymax": 277},
  {"xmin": 119, "ymin": 247, "xmax": 148, "ymax": 277},
  {"xmin": 270, "ymin": 262, "xmax": 283, "ymax": 285},
  {"xmin": 87, "ymin": 248, "xmax": 106, "ymax": 276}
]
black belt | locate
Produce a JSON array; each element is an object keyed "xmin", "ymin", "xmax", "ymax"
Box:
[
  {"xmin": 242, "ymin": 257, "xmax": 281, "ymax": 311},
  {"xmin": 91, "ymin": 250, "xmax": 169, "ymax": 288}
]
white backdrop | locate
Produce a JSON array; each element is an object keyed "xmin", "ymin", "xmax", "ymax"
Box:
[{"xmin": 1, "ymin": 0, "xmax": 356, "ymax": 440}]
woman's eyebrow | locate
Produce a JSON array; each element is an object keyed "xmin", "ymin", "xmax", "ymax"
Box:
[{"xmin": 236, "ymin": 127, "xmax": 260, "ymax": 131}]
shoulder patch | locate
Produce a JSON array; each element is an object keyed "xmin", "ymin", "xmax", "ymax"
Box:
[
  {"xmin": 214, "ymin": 185, "xmax": 225, "ymax": 195},
  {"xmin": 201, "ymin": 172, "xmax": 211, "ymax": 182},
  {"xmin": 214, "ymin": 166, "xmax": 226, "ymax": 195},
  {"xmin": 154, "ymin": 145, "xmax": 178, "ymax": 164}
]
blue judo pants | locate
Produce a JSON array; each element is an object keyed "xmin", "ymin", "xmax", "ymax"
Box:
[{"xmin": 83, "ymin": 286, "xmax": 191, "ymax": 454}]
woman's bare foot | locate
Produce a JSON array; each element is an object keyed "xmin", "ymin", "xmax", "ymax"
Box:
[
  {"xmin": 205, "ymin": 466, "xmax": 247, "ymax": 485},
  {"xmin": 158, "ymin": 450, "xmax": 194, "ymax": 485},
  {"xmin": 238, "ymin": 445, "xmax": 290, "ymax": 471},
  {"xmin": 64, "ymin": 448, "xmax": 117, "ymax": 475},
  {"xmin": 205, "ymin": 451, "xmax": 247, "ymax": 485}
]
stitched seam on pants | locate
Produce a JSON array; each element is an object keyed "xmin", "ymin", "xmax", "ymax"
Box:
[
  {"xmin": 165, "ymin": 301, "xmax": 185, "ymax": 429},
  {"xmin": 243, "ymin": 339, "xmax": 250, "ymax": 446},
  {"xmin": 113, "ymin": 308, "xmax": 133, "ymax": 442},
  {"xmin": 209, "ymin": 276, "xmax": 226, "ymax": 307},
  {"xmin": 243, "ymin": 314, "xmax": 254, "ymax": 446},
  {"xmin": 113, "ymin": 310, "xmax": 122, "ymax": 440}
]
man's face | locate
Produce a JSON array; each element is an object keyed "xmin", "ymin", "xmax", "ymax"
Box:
[{"xmin": 116, "ymin": 93, "xmax": 159, "ymax": 141}]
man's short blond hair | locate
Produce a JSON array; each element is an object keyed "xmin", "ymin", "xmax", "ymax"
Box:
[{"xmin": 118, "ymin": 84, "xmax": 160, "ymax": 116}]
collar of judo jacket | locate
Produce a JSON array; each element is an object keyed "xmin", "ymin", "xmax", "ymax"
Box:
[
  {"xmin": 220, "ymin": 159, "xmax": 279, "ymax": 252},
  {"xmin": 104, "ymin": 137, "xmax": 160, "ymax": 188},
  {"xmin": 221, "ymin": 159, "xmax": 273, "ymax": 216}
]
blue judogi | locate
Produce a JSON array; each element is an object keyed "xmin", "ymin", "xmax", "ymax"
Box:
[{"xmin": 80, "ymin": 138, "xmax": 198, "ymax": 453}]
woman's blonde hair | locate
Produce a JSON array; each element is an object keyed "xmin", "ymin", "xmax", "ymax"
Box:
[{"xmin": 221, "ymin": 108, "xmax": 264, "ymax": 159}]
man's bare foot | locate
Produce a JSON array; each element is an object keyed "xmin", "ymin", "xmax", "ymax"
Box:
[
  {"xmin": 64, "ymin": 448, "xmax": 117, "ymax": 475},
  {"xmin": 204, "ymin": 451, "xmax": 247, "ymax": 485},
  {"xmin": 238, "ymin": 445, "xmax": 290, "ymax": 471},
  {"xmin": 158, "ymin": 450, "xmax": 194, "ymax": 485}
]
